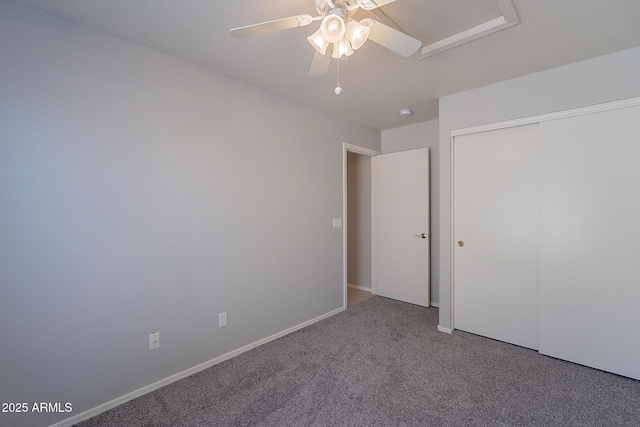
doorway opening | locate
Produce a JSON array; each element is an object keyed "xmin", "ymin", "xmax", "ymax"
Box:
[{"xmin": 343, "ymin": 143, "xmax": 379, "ymax": 308}]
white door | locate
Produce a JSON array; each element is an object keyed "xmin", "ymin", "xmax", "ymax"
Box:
[
  {"xmin": 374, "ymin": 148, "xmax": 430, "ymax": 307},
  {"xmin": 538, "ymin": 105, "xmax": 640, "ymax": 379},
  {"xmin": 453, "ymin": 124, "xmax": 539, "ymax": 349}
]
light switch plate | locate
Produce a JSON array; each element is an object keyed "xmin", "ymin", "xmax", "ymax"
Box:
[
  {"xmin": 218, "ymin": 312, "xmax": 227, "ymax": 328},
  {"xmin": 332, "ymin": 218, "xmax": 342, "ymax": 228},
  {"xmin": 149, "ymin": 332, "xmax": 160, "ymax": 351}
]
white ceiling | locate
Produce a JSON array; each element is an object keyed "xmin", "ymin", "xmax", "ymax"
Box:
[{"xmin": 19, "ymin": 0, "xmax": 640, "ymax": 130}]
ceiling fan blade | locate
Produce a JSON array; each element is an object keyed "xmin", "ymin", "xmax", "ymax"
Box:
[
  {"xmin": 362, "ymin": 18, "xmax": 421, "ymax": 57},
  {"xmin": 358, "ymin": 0, "xmax": 398, "ymax": 10},
  {"xmin": 309, "ymin": 45, "xmax": 333, "ymax": 76},
  {"xmin": 231, "ymin": 14, "xmax": 315, "ymax": 39}
]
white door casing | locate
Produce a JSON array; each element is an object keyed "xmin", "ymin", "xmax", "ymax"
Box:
[{"xmin": 343, "ymin": 143, "xmax": 380, "ymax": 309}]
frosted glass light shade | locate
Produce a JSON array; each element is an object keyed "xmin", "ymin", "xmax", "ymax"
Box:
[
  {"xmin": 308, "ymin": 28, "xmax": 330, "ymax": 55},
  {"xmin": 346, "ymin": 20, "xmax": 370, "ymax": 50},
  {"xmin": 320, "ymin": 14, "xmax": 346, "ymax": 43},
  {"xmin": 332, "ymin": 37, "xmax": 354, "ymax": 59}
]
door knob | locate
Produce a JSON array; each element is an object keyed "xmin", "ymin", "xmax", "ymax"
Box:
[
  {"xmin": 458, "ymin": 241, "xmax": 464, "ymax": 247},
  {"xmin": 414, "ymin": 233, "xmax": 427, "ymax": 239}
]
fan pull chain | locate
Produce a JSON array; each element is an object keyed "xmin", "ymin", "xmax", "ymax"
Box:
[{"xmin": 335, "ymin": 58, "xmax": 342, "ymax": 95}]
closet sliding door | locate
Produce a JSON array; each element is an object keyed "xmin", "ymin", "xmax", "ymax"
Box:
[
  {"xmin": 538, "ymin": 105, "xmax": 640, "ymax": 380},
  {"xmin": 453, "ymin": 124, "xmax": 539, "ymax": 350},
  {"xmin": 453, "ymin": 100, "xmax": 640, "ymax": 380}
]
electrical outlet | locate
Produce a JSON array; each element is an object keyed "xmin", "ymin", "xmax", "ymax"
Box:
[
  {"xmin": 218, "ymin": 312, "xmax": 227, "ymax": 328},
  {"xmin": 149, "ymin": 332, "xmax": 160, "ymax": 351}
]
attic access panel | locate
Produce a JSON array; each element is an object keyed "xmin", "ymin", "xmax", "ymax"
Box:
[{"xmin": 362, "ymin": 0, "xmax": 518, "ymax": 59}]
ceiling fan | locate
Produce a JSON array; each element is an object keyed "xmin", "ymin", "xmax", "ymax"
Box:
[{"xmin": 230, "ymin": 0, "xmax": 422, "ymax": 80}]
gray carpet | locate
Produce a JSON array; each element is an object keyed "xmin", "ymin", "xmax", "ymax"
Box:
[{"xmin": 75, "ymin": 297, "xmax": 640, "ymax": 426}]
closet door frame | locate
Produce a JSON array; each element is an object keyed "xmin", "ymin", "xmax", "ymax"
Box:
[{"xmin": 449, "ymin": 96, "xmax": 640, "ymax": 333}]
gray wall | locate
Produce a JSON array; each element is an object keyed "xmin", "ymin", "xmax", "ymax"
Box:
[
  {"xmin": 438, "ymin": 46, "xmax": 640, "ymax": 330},
  {"xmin": 347, "ymin": 152, "xmax": 372, "ymax": 289},
  {"xmin": 0, "ymin": 2, "xmax": 380, "ymax": 426},
  {"xmin": 382, "ymin": 120, "xmax": 439, "ymax": 304}
]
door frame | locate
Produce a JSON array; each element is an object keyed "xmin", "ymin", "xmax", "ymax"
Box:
[
  {"xmin": 342, "ymin": 143, "xmax": 380, "ymax": 309},
  {"xmin": 449, "ymin": 96, "xmax": 640, "ymax": 332}
]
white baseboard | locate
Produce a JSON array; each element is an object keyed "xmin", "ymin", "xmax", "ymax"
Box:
[
  {"xmin": 430, "ymin": 301, "xmax": 440, "ymax": 308},
  {"xmin": 437, "ymin": 325, "xmax": 453, "ymax": 334},
  {"xmin": 347, "ymin": 283, "xmax": 372, "ymax": 292},
  {"xmin": 50, "ymin": 306, "xmax": 345, "ymax": 427}
]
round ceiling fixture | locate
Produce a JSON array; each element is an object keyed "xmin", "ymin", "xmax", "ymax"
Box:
[{"xmin": 400, "ymin": 108, "xmax": 413, "ymax": 118}]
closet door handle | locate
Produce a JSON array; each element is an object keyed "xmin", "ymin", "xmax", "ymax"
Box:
[
  {"xmin": 458, "ymin": 241, "xmax": 464, "ymax": 247},
  {"xmin": 414, "ymin": 233, "xmax": 427, "ymax": 239}
]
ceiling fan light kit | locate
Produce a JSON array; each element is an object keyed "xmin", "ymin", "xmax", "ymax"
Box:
[
  {"xmin": 230, "ymin": 0, "xmax": 422, "ymax": 93},
  {"xmin": 310, "ymin": 7, "xmax": 365, "ymax": 60}
]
